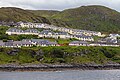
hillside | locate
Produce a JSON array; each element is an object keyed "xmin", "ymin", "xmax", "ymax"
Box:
[
  {"xmin": 51, "ymin": 5, "xmax": 120, "ymax": 33},
  {"xmin": 28, "ymin": 10, "xmax": 59, "ymax": 18},
  {"xmin": 29, "ymin": 10, "xmax": 70, "ymax": 27},
  {"xmin": 0, "ymin": 6, "xmax": 120, "ymax": 33},
  {"xmin": 0, "ymin": 7, "xmax": 50, "ymax": 23}
]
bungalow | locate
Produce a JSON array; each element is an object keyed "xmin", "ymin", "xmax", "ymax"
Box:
[
  {"xmin": 74, "ymin": 35, "xmax": 94, "ymax": 41},
  {"xmin": 69, "ymin": 41, "xmax": 89, "ymax": 46},
  {"xmin": 6, "ymin": 28, "xmax": 24, "ymax": 35}
]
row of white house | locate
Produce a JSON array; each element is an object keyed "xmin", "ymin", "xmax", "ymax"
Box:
[
  {"xmin": 0, "ymin": 39, "xmax": 58, "ymax": 48},
  {"xmin": 0, "ymin": 39, "xmax": 119, "ymax": 48},
  {"xmin": 69, "ymin": 41, "xmax": 120, "ymax": 47},
  {"xmin": 15, "ymin": 21, "xmax": 104, "ymax": 37},
  {"xmin": 6, "ymin": 28, "xmax": 94, "ymax": 41},
  {"xmin": 6, "ymin": 28, "xmax": 40, "ymax": 35}
]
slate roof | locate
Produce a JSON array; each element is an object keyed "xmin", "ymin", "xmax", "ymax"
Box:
[
  {"xmin": 57, "ymin": 32, "xmax": 68, "ymax": 35},
  {"xmin": 69, "ymin": 41, "xmax": 89, "ymax": 44},
  {"xmin": 31, "ymin": 39, "xmax": 48, "ymax": 43},
  {"xmin": 24, "ymin": 29, "xmax": 40, "ymax": 33},
  {"xmin": 75, "ymin": 35, "xmax": 93, "ymax": 38},
  {"xmin": 6, "ymin": 28, "xmax": 23, "ymax": 32},
  {"xmin": 37, "ymin": 40, "xmax": 57, "ymax": 46},
  {"xmin": 39, "ymin": 30, "xmax": 55, "ymax": 35}
]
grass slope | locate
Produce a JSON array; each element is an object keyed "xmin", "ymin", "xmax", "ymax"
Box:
[
  {"xmin": 0, "ymin": 7, "xmax": 50, "ymax": 23},
  {"xmin": 0, "ymin": 46, "xmax": 120, "ymax": 64}
]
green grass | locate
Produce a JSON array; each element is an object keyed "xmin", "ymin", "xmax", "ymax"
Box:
[
  {"xmin": 0, "ymin": 46, "xmax": 120, "ymax": 65},
  {"xmin": 43, "ymin": 38, "xmax": 78, "ymax": 44}
]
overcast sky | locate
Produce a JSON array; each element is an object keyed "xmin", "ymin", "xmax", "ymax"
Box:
[{"xmin": 0, "ymin": 0, "xmax": 120, "ymax": 12}]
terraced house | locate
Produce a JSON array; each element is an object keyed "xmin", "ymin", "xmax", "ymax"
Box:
[
  {"xmin": 14, "ymin": 22, "xmax": 103, "ymax": 37},
  {"xmin": 24, "ymin": 29, "xmax": 40, "ymax": 35},
  {"xmin": 69, "ymin": 41, "xmax": 89, "ymax": 46},
  {"xmin": 0, "ymin": 39, "xmax": 58, "ymax": 48},
  {"xmin": 38, "ymin": 30, "xmax": 55, "ymax": 38},
  {"xmin": 6, "ymin": 28, "xmax": 24, "ymax": 35},
  {"xmin": 6, "ymin": 28, "xmax": 40, "ymax": 35},
  {"xmin": 38, "ymin": 30, "xmax": 72, "ymax": 39},
  {"xmin": 73, "ymin": 35, "xmax": 94, "ymax": 41}
]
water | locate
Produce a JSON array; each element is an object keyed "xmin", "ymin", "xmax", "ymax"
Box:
[{"xmin": 0, "ymin": 70, "xmax": 120, "ymax": 80}]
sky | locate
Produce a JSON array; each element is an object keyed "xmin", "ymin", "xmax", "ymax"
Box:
[{"xmin": 0, "ymin": 0, "xmax": 120, "ymax": 12}]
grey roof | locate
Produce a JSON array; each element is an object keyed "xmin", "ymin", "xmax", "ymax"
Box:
[
  {"xmin": 57, "ymin": 32, "xmax": 68, "ymax": 35},
  {"xmin": 37, "ymin": 40, "xmax": 57, "ymax": 45},
  {"xmin": 75, "ymin": 35, "xmax": 93, "ymax": 38},
  {"xmin": 24, "ymin": 29, "xmax": 40, "ymax": 33},
  {"xmin": 46, "ymin": 42, "xmax": 57, "ymax": 45},
  {"xmin": 13, "ymin": 41, "xmax": 32, "ymax": 45},
  {"xmin": 6, "ymin": 28, "xmax": 23, "ymax": 32},
  {"xmin": 70, "ymin": 41, "xmax": 88, "ymax": 44},
  {"xmin": 39, "ymin": 30, "xmax": 55, "ymax": 35},
  {"xmin": 31, "ymin": 39, "xmax": 49, "ymax": 43},
  {"xmin": 22, "ymin": 39, "xmax": 32, "ymax": 42},
  {"xmin": 21, "ymin": 41, "xmax": 32, "ymax": 45},
  {"xmin": 13, "ymin": 41, "xmax": 22, "ymax": 45},
  {"xmin": 5, "ymin": 41, "xmax": 14, "ymax": 46}
]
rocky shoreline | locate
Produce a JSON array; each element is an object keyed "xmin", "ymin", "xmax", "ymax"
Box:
[{"xmin": 0, "ymin": 63, "xmax": 120, "ymax": 71}]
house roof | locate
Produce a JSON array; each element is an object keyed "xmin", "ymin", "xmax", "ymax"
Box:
[
  {"xmin": 57, "ymin": 32, "xmax": 68, "ymax": 35},
  {"xmin": 39, "ymin": 30, "xmax": 55, "ymax": 35},
  {"xmin": 69, "ymin": 41, "xmax": 88, "ymax": 44},
  {"xmin": 75, "ymin": 35, "xmax": 93, "ymax": 38},
  {"xmin": 37, "ymin": 40, "xmax": 57, "ymax": 45},
  {"xmin": 6, "ymin": 28, "xmax": 23, "ymax": 32},
  {"xmin": 31, "ymin": 39, "xmax": 49, "ymax": 43},
  {"xmin": 5, "ymin": 41, "xmax": 14, "ymax": 46},
  {"xmin": 13, "ymin": 41, "xmax": 32, "ymax": 45},
  {"xmin": 24, "ymin": 29, "xmax": 40, "ymax": 33}
]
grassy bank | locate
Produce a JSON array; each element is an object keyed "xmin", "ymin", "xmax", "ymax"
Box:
[{"xmin": 0, "ymin": 46, "xmax": 120, "ymax": 65}]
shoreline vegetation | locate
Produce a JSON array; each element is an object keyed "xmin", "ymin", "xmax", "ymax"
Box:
[{"xmin": 0, "ymin": 46, "xmax": 120, "ymax": 71}]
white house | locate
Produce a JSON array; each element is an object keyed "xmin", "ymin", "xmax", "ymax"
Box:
[
  {"xmin": 74, "ymin": 35, "xmax": 94, "ymax": 41},
  {"xmin": 38, "ymin": 30, "xmax": 55, "ymax": 38}
]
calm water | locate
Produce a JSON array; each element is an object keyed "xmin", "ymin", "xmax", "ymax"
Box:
[{"xmin": 0, "ymin": 70, "xmax": 120, "ymax": 80}]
